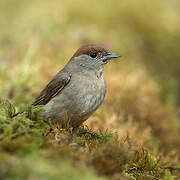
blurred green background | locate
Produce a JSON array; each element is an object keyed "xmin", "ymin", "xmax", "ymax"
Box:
[
  {"xmin": 1, "ymin": 0, "xmax": 180, "ymax": 104},
  {"xmin": 0, "ymin": 0, "xmax": 180, "ymax": 179}
]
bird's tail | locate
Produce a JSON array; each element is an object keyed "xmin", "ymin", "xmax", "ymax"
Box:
[{"xmin": 12, "ymin": 110, "xmax": 24, "ymax": 118}]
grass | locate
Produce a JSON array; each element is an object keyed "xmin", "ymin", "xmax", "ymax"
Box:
[
  {"xmin": 0, "ymin": 0, "xmax": 180, "ymax": 179},
  {"xmin": 0, "ymin": 101, "xmax": 176, "ymax": 179}
]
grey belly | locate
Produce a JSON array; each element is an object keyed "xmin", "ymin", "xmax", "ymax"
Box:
[{"xmin": 43, "ymin": 76, "xmax": 106, "ymax": 127}]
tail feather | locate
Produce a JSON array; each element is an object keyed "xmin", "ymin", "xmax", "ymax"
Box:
[{"xmin": 12, "ymin": 110, "xmax": 24, "ymax": 118}]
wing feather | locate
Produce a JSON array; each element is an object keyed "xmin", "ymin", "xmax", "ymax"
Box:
[{"xmin": 33, "ymin": 72, "xmax": 71, "ymax": 106}]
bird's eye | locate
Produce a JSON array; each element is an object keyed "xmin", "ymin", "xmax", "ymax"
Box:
[{"xmin": 89, "ymin": 52, "xmax": 97, "ymax": 58}]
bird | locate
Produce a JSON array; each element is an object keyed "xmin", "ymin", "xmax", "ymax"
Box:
[{"xmin": 14, "ymin": 44, "xmax": 121, "ymax": 128}]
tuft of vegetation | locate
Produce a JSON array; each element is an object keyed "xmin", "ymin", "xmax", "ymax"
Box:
[{"xmin": 0, "ymin": 99, "xmax": 178, "ymax": 179}]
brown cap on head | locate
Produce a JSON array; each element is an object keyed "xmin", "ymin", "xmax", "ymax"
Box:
[{"xmin": 70, "ymin": 44, "xmax": 109, "ymax": 59}]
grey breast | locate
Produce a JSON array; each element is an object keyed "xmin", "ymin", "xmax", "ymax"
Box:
[{"xmin": 44, "ymin": 70, "xmax": 106, "ymax": 126}]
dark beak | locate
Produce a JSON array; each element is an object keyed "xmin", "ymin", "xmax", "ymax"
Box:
[{"xmin": 103, "ymin": 53, "xmax": 121, "ymax": 63}]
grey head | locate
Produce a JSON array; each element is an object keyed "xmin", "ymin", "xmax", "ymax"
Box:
[{"xmin": 66, "ymin": 44, "xmax": 121, "ymax": 71}]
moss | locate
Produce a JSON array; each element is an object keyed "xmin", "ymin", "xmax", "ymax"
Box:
[
  {"xmin": 0, "ymin": 153, "xmax": 105, "ymax": 180},
  {"xmin": 0, "ymin": 100, "xmax": 46, "ymax": 140},
  {"xmin": 0, "ymin": 100, "xmax": 175, "ymax": 179},
  {"xmin": 125, "ymin": 149, "xmax": 174, "ymax": 180}
]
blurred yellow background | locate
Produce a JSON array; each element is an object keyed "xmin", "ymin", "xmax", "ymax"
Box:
[{"xmin": 1, "ymin": 0, "xmax": 180, "ymax": 104}]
